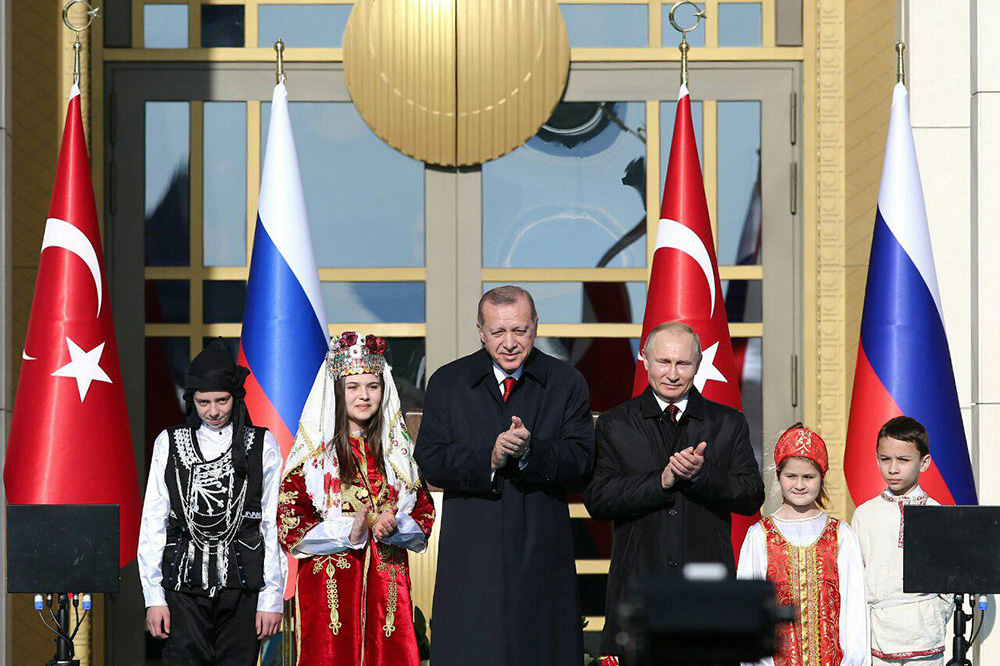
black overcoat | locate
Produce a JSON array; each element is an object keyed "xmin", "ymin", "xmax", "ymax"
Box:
[
  {"xmin": 414, "ymin": 347, "xmax": 596, "ymax": 666},
  {"xmin": 582, "ymin": 387, "xmax": 764, "ymax": 656}
]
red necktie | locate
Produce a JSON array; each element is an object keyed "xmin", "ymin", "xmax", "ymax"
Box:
[
  {"xmin": 667, "ymin": 404, "xmax": 680, "ymax": 423},
  {"xmin": 502, "ymin": 377, "xmax": 516, "ymax": 402}
]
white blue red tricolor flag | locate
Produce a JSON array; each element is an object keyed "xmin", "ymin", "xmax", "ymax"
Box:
[
  {"xmin": 239, "ymin": 81, "xmax": 329, "ymax": 461},
  {"xmin": 844, "ymin": 82, "xmax": 977, "ymax": 507}
]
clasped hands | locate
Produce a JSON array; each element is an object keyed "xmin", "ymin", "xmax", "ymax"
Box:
[
  {"xmin": 349, "ymin": 499, "xmax": 399, "ymax": 545},
  {"xmin": 491, "ymin": 415, "xmax": 531, "ymax": 470},
  {"xmin": 661, "ymin": 441, "xmax": 708, "ymax": 489}
]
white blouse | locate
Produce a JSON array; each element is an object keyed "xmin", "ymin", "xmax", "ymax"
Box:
[
  {"xmin": 737, "ymin": 511, "xmax": 871, "ymax": 666},
  {"xmin": 137, "ymin": 423, "xmax": 287, "ymax": 613}
]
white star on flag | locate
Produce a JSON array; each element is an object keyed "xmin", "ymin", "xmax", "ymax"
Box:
[
  {"xmin": 51, "ymin": 337, "xmax": 113, "ymax": 401},
  {"xmin": 694, "ymin": 342, "xmax": 728, "ymax": 392}
]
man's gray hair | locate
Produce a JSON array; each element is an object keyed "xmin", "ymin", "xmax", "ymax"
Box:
[
  {"xmin": 478, "ymin": 285, "xmax": 538, "ymax": 326},
  {"xmin": 642, "ymin": 321, "xmax": 703, "ymax": 363}
]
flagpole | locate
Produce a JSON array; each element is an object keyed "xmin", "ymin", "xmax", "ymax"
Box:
[
  {"xmin": 275, "ymin": 38, "xmax": 286, "ymax": 84},
  {"xmin": 896, "ymin": 40, "xmax": 906, "ymax": 85},
  {"xmin": 62, "ymin": 0, "xmax": 100, "ymax": 87},
  {"xmin": 56, "ymin": 8, "xmax": 102, "ymax": 664},
  {"xmin": 667, "ymin": 1, "xmax": 707, "ymax": 86}
]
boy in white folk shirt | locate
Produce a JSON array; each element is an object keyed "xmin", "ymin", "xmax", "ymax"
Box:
[{"xmin": 851, "ymin": 416, "xmax": 953, "ymax": 666}]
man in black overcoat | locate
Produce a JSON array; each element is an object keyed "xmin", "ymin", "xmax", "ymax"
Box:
[
  {"xmin": 583, "ymin": 321, "xmax": 764, "ymax": 661},
  {"xmin": 414, "ymin": 285, "xmax": 595, "ymax": 666}
]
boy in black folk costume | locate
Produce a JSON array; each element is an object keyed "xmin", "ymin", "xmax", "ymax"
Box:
[{"xmin": 138, "ymin": 339, "xmax": 286, "ymax": 665}]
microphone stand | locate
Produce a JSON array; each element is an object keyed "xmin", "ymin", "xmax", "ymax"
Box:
[{"xmin": 945, "ymin": 594, "xmax": 972, "ymax": 666}]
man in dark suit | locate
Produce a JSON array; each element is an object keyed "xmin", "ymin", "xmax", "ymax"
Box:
[
  {"xmin": 583, "ymin": 321, "xmax": 764, "ymax": 660},
  {"xmin": 414, "ymin": 285, "xmax": 595, "ymax": 666}
]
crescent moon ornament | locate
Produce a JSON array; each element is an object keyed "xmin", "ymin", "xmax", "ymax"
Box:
[
  {"xmin": 654, "ymin": 219, "xmax": 716, "ymax": 317},
  {"xmin": 41, "ymin": 218, "xmax": 103, "ymax": 317}
]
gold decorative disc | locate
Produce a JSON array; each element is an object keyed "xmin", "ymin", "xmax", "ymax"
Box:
[{"xmin": 344, "ymin": 0, "xmax": 570, "ymax": 167}]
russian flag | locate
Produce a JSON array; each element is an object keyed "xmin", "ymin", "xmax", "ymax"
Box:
[
  {"xmin": 239, "ymin": 81, "xmax": 329, "ymax": 460},
  {"xmin": 844, "ymin": 82, "xmax": 976, "ymax": 507}
]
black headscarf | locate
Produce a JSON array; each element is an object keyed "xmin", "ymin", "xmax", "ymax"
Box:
[{"xmin": 183, "ymin": 338, "xmax": 252, "ymax": 477}]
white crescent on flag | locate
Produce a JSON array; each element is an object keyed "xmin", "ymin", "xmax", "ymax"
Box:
[
  {"xmin": 41, "ymin": 217, "xmax": 103, "ymax": 317},
  {"xmin": 654, "ymin": 218, "xmax": 716, "ymax": 316}
]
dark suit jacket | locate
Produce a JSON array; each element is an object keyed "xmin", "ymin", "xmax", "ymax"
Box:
[
  {"xmin": 583, "ymin": 386, "xmax": 764, "ymax": 656},
  {"xmin": 414, "ymin": 348, "xmax": 595, "ymax": 666}
]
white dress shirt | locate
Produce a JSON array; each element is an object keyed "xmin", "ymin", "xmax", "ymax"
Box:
[
  {"xmin": 737, "ymin": 511, "xmax": 872, "ymax": 666},
  {"xmin": 137, "ymin": 422, "xmax": 287, "ymax": 613},
  {"xmin": 652, "ymin": 391, "xmax": 689, "ymax": 419},
  {"xmin": 491, "ymin": 362, "xmax": 528, "ymax": 480}
]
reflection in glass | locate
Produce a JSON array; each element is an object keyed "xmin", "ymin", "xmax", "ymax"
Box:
[
  {"xmin": 146, "ymin": 280, "xmax": 190, "ymax": 324},
  {"xmin": 382, "ymin": 338, "xmax": 426, "ymax": 415},
  {"xmin": 536, "ymin": 337, "xmax": 639, "ymax": 413},
  {"xmin": 258, "ymin": 5, "xmax": 351, "ymax": 48},
  {"xmin": 144, "ymin": 5, "xmax": 188, "ymax": 48},
  {"xmin": 482, "ymin": 282, "xmax": 644, "ymax": 324},
  {"xmin": 662, "ymin": 3, "xmax": 706, "ymax": 48},
  {"xmin": 659, "ymin": 99, "xmax": 704, "ymax": 187},
  {"xmin": 572, "ymin": 518, "xmax": 613, "ymax": 559},
  {"xmin": 483, "ymin": 102, "xmax": 647, "ymax": 269},
  {"xmin": 321, "ymin": 283, "xmax": 424, "ymax": 323},
  {"xmin": 201, "ymin": 5, "xmax": 245, "ymax": 47},
  {"xmin": 722, "ymin": 280, "xmax": 762, "ymax": 323},
  {"xmin": 717, "ymin": 101, "xmax": 761, "ymax": 265},
  {"xmin": 145, "ymin": 337, "xmax": 189, "ymax": 466},
  {"xmin": 559, "ymin": 4, "xmax": 648, "ymax": 48},
  {"xmin": 262, "ymin": 102, "xmax": 424, "ymax": 267},
  {"xmin": 146, "ymin": 102, "xmax": 190, "ymax": 266},
  {"xmin": 719, "ymin": 2, "xmax": 763, "ymax": 47},
  {"xmin": 204, "ymin": 281, "xmax": 247, "ymax": 324},
  {"xmin": 204, "ymin": 103, "xmax": 247, "ymax": 267},
  {"xmin": 733, "ymin": 337, "xmax": 763, "ymax": 470}
]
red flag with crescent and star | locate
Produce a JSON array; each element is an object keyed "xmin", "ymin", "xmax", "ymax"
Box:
[
  {"xmin": 3, "ymin": 85, "xmax": 141, "ymax": 568},
  {"xmin": 633, "ymin": 84, "xmax": 760, "ymax": 559}
]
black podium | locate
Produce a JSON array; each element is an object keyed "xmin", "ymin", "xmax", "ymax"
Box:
[
  {"xmin": 6, "ymin": 504, "xmax": 120, "ymax": 665},
  {"xmin": 904, "ymin": 505, "xmax": 1000, "ymax": 666}
]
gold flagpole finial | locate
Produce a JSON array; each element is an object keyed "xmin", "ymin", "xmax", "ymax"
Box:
[
  {"xmin": 668, "ymin": 1, "xmax": 707, "ymax": 87},
  {"xmin": 62, "ymin": 0, "xmax": 100, "ymax": 87},
  {"xmin": 896, "ymin": 40, "xmax": 906, "ymax": 85},
  {"xmin": 275, "ymin": 39, "xmax": 286, "ymax": 84}
]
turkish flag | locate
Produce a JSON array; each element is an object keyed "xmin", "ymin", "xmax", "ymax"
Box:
[
  {"xmin": 633, "ymin": 85, "xmax": 759, "ymax": 559},
  {"xmin": 3, "ymin": 86, "xmax": 141, "ymax": 567}
]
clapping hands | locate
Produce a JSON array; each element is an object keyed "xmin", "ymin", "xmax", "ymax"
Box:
[{"xmin": 491, "ymin": 416, "xmax": 531, "ymax": 470}]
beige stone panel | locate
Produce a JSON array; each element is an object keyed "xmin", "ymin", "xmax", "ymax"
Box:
[
  {"xmin": 974, "ymin": 404, "xmax": 1000, "ymax": 504},
  {"xmin": 908, "ymin": 0, "xmax": 971, "ymax": 128},
  {"xmin": 913, "ymin": 127, "xmax": 972, "ymax": 408},
  {"xmin": 973, "ymin": 93, "xmax": 1000, "ymax": 403},
  {"xmin": 974, "ymin": 0, "xmax": 1000, "ymax": 93}
]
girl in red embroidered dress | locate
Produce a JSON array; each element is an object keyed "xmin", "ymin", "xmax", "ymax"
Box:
[
  {"xmin": 737, "ymin": 425, "xmax": 870, "ymax": 666},
  {"xmin": 278, "ymin": 332, "xmax": 435, "ymax": 666}
]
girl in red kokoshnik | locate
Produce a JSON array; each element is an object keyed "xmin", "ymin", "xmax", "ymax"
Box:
[{"xmin": 737, "ymin": 425, "xmax": 870, "ymax": 666}]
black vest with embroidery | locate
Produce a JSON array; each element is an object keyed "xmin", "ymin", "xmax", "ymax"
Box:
[{"xmin": 161, "ymin": 424, "xmax": 266, "ymax": 596}]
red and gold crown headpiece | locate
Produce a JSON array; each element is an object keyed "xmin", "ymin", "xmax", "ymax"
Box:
[
  {"xmin": 327, "ymin": 331, "xmax": 387, "ymax": 379},
  {"xmin": 774, "ymin": 425, "xmax": 829, "ymax": 475}
]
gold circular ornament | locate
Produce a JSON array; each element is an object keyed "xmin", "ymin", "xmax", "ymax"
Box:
[{"xmin": 344, "ymin": 0, "xmax": 570, "ymax": 167}]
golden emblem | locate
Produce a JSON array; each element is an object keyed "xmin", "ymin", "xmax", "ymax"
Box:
[{"xmin": 343, "ymin": 0, "xmax": 570, "ymax": 167}]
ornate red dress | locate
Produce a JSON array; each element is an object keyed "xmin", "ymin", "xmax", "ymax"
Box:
[
  {"xmin": 736, "ymin": 512, "xmax": 870, "ymax": 666},
  {"xmin": 278, "ymin": 436, "xmax": 435, "ymax": 666}
]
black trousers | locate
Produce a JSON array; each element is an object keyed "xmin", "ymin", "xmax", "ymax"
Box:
[{"xmin": 163, "ymin": 588, "xmax": 260, "ymax": 666}]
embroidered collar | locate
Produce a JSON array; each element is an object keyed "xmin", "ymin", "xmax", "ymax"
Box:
[{"xmin": 880, "ymin": 485, "xmax": 928, "ymax": 504}]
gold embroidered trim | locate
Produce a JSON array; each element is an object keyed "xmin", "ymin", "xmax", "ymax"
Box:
[
  {"xmin": 376, "ymin": 543, "xmax": 406, "ymax": 637},
  {"xmin": 313, "ymin": 554, "xmax": 351, "ymax": 637}
]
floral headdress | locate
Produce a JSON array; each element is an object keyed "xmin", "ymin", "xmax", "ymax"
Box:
[
  {"xmin": 328, "ymin": 331, "xmax": 387, "ymax": 379},
  {"xmin": 773, "ymin": 425, "xmax": 829, "ymax": 474}
]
